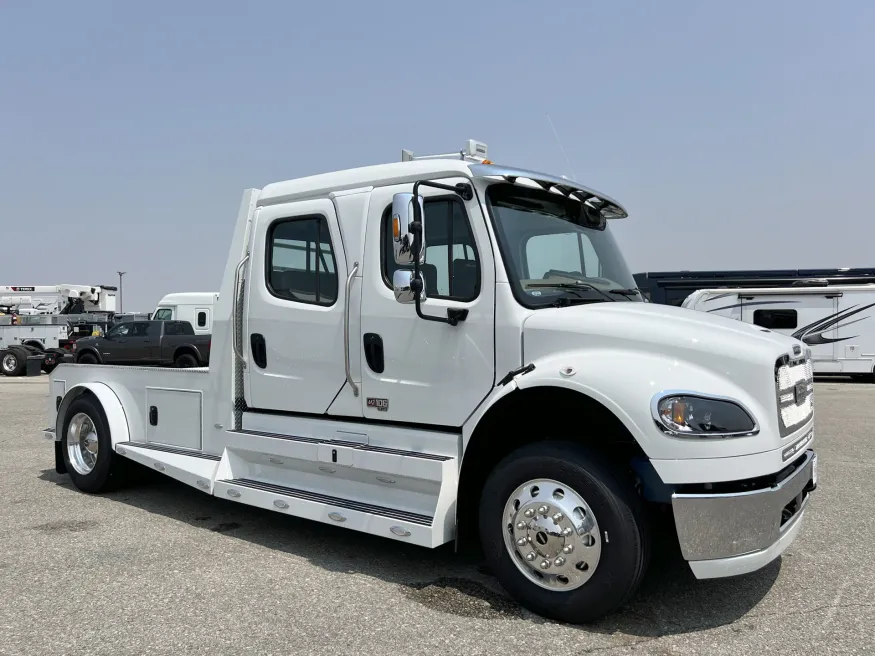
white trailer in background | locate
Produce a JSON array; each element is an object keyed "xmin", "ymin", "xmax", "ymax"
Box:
[
  {"xmin": 682, "ymin": 284, "xmax": 875, "ymax": 379},
  {"xmin": 152, "ymin": 292, "xmax": 218, "ymax": 335},
  {"xmin": 0, "ymin": 284, "xmax": 117, "ymax": 316}
]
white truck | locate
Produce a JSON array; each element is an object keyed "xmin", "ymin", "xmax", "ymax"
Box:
[
  {"xmin": 42, "ymin": 142, "xmax": 818, "ymax": 623},
  {"xmin": 683, "ymin": 284, "xmax": 875, "ymax": 381},
  {"xmin": 151, "ymin": 292, "xmax": 218, "ymax": 335}
]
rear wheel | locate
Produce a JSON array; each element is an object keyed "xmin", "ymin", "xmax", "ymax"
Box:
[
  {"xmin": 1, "ymin": 347, "xmax": 27, "ymax": 376},
  {"xmin": 174, "ymin": 352, "xmax": 198, "ymax": 368},
  {"xmin": 61, "ymin": 396, "xmax": 121, "ymax": 493},
  {"xmin": 479, "ymin": 441, "xmax": 649, "ymax": 624}
]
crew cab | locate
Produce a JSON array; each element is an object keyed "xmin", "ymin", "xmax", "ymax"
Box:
[
  {"xmin": 41, "ymin": 141, "xmax": 817, "ymax": 624},
  {"xmin": 72, "ymin": 319, "xmax": 210, "ymax": 367}
]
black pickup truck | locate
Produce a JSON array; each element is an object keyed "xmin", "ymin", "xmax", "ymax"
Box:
[{"xmin": 72, "ymin": 320, "xmax": 210, "ymax": 368}]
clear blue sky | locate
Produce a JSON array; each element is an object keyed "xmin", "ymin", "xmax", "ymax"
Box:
[{"xmin": 2, "ymin": 1, "xmax": 872, "ymax": 311}]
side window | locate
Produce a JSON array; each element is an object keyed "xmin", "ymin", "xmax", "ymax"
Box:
[
  {"xmin": 153, "ymin": 308, "xmax": 172, "ymax": 320},
  {"xmin": 196, "ymin": 311, "xmax": 207, "ymax": 328},
  {"xmin": 268, "ymin": 216, "xmax": 338, "ymax": 306},
  {"xmin": 753, "ymin": 309, "xmax": 797, "ymax": 329},
  {"xmin": 382, "ymin": 197, "xmax": 480, "ymax": 301}
]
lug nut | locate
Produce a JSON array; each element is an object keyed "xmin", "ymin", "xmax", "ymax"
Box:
[
  {"xmin": 554, "ymin": 557, "xmax": 566, "ymax": 567},
  {"xmin": 562, "ymin": 527, "xmax": 573, "ymax": 536},
  {"xmin": 563, "ymin": 544, "xmax": 574, "ymax": 554},
  {"xmin": 525, "ymin": 552, "xmax": 536, "ymax": 561},
  {"xmin": 517, "ymin": 537, "xmax": 527, "ymax": 546},
  {"xmin": 524, "ymin": 508, "xmax": 535, "ymax": 518},
  {"xmin": 516, "ymin": 521, "xmax": 526, "ymax": 530},
  {"xmin": 540, "ymin": 560, "xmax": 551, "ymax": 570},
  {"xmin": 538, "ymin": 505, "xmax": 550, "ymax": 515},
  {"xmin": 552, "ymin": 512, "xmax": 564, "ymax": 523}
]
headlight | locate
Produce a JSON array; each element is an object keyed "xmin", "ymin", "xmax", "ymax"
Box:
[{"xmin": 653, "ymin": 394, "xmax": 758, "ymax": 437}]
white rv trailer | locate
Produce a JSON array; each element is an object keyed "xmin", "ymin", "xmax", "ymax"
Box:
[
  {"xmin": 683, "ymin": 284, "xmax": 875, "ymax": 379},
  {"xmin": 152, "ymin": 292, "xmax": 218, "ymax": 335}
]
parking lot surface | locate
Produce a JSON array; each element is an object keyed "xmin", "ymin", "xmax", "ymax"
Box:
[{"xmin": 1, "ymin": 376, "xmax": 873, "ymax": 655}]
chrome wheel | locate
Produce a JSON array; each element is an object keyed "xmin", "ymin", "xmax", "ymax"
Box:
[
  {"xmin": 66, "ymin": 412, "xmax": 99, "ymax": 475},
  {"xmin": 502, "ymin": 478, "xmax": 602, "ymax": 591},
  {"xmin": 2, "ymin": 353, "xmax": 17, "ymax": 373}
]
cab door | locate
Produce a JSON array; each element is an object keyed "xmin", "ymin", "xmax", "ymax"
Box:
[
  {"xmin": 358, "ymin": 180, "xmax": 496, "ymax": 427},
  {"xmin": 244, "ymin": 199, "xmax": 351, "ymax": 414}
]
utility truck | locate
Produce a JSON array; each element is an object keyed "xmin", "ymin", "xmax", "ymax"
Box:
[{"xmin": 42, "ymin": 142, "xmax": 818, "ymax": 623}]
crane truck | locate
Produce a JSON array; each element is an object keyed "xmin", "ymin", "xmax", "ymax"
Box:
[
  {"xmin": 41, "ymin": 142, "xmax": 817, "ymax": 623},
  {"xmin": 1, "ymin": 284, "xmax": 117, "ymax": 376}
]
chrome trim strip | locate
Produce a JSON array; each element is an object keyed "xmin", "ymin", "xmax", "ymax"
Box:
[
  {"xmin": 116, "ymin": 441, "xmax": 221, "ymax": 461},
  {"xmin": 649, "ymin": 390, "xmax": 760, "ymax": 439},
  {"xmin": 344, "ymin": 261, "xmax": 359, "ymax": 397}
]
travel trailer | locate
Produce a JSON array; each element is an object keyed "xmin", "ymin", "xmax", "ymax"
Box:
[
  {"xmin": 151, "ymin": 292, "xmax": 218, "ymax": 335},
  {"xmin": 683, "ymin": 284, "xmax": 875, "ymax": 379}
]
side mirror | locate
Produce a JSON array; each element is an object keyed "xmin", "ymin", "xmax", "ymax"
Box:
[
  {"xmin": 392, "ymin": 269, "xmax": 426, "ymax": 304},
  {"xmin": 391, "ymin": 192, "xmax": 426, "ymax": 265}
]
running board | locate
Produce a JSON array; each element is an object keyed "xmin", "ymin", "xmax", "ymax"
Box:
[
  {"xmin": 213, "ymin": 477, "xmax": 440, "ymax": 547},
  {"xmin": 114, "ymin": 441, "xmax": 220, "ymax": 493}
]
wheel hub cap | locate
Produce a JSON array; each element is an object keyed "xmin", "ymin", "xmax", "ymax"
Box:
[
  {"xmin": 503, "ymin": 479, "xmax": 602, "ymax": 591},
  {"xmin": 2, "ymin": 354, "xmax": 15, "ymax": 372},
  {"xmin": 66, "ymin": 413, "xmax": 99, "ymax": 475}
]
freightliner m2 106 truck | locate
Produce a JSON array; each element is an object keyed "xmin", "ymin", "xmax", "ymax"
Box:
[{"xmin": 42, "ymin": 142, "xmax": 817, "ymax": 623}]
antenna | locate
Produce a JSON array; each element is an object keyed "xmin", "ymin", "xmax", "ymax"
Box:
[{"xmin": 545, "ymin": 112, "xmax": 577, "ymax": 181}]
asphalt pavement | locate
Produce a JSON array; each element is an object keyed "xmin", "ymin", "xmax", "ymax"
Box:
[{"xmin": 1, "ymin": 375, "xmax": 873, "ymax": 655}]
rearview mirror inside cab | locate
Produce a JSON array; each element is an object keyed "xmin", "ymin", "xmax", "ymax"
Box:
[{"xmin": 391, "ymin": 193, "xmax": 426, "ymax": 266}]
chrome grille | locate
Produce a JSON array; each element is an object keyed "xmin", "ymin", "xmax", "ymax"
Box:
[{"xmin": 775, "ymin": 353, "xmax": 813, "ymax": 437}]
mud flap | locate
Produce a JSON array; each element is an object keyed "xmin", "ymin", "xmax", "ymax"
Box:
[{"xmin": 54, "ymin": 441, "xmax": 67, "ymax": 474}]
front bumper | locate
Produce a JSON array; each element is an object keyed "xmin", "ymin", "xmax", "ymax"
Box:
[{"xmin": 672, "ymin": 449, "xmax": 817, "ymax": 579}]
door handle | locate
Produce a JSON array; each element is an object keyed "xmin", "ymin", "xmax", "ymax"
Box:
[
  {"xmin": 344, "ymin": 262, "xmax": 359, "ymax": 397},
  {"xmin": 250, "ymin": 334, "xmax": 267, "ymax": 369},
  {"xmin": 363, "ymin": 333, "xmax": 384, "ymax": 373}
]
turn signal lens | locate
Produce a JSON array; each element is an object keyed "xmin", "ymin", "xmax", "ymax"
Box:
[{"xmin": 392, "ymin": 216, "xmax": 400, "ymax": 240}]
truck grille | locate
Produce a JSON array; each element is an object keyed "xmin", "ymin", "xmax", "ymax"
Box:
[{"xmin": 775, "ymin": 352, "xmax": 813, "ymax": 437}]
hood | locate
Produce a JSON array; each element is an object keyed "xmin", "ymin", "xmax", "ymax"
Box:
[{"xmin": 522, "ymin": 302, "xmax": 802, "ymax": 368}]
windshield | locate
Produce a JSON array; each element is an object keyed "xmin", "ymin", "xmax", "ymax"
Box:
[{"xmin": 486, "ymin": 183, "xmax": 640, "ymax": 308}]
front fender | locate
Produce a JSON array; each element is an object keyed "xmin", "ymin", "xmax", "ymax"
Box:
[
  {"xmin": 56, "ymin": 382, "xmax": 131, "ymax": 448},
  {"xmin": 501, "ymin": 350, "xmax": 776, "ymax": 461}
]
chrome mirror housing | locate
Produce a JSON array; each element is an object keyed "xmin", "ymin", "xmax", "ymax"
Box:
[{"xmin": 391, "ymin": 192, "xmax": 426, "ymax": 265}]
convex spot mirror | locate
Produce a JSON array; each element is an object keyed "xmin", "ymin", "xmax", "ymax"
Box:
[{"xmin": 392, "ymin": 269, "xmax": 426, "ymax": 304}]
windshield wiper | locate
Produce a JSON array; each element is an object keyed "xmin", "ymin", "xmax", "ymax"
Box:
[
  {"xmin": 527, "ymin": 282, "xmax": 616, "ymax": 303},
  {"xmin": 608, "ymin": 288, "xmax": 645, "ymax": 298}
]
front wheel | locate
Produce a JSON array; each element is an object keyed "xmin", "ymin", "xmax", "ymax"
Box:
[
  {"xmin": 174, "ymin": 353, "xmax": 198, "ymax": 368},
  {"xmin": 76, "ymin": 352, "xmax": 98, "ymax": 365},
  {"xmin": 479, "ymin": 441, "xmax": 650, "ymax": 624}
]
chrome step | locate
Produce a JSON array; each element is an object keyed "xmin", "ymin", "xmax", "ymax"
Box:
[
  {"xmin": 116, "ymin": 441, "xmax": 221, "ymax": 461},
  {"xmin": 224, "ymin": 478, "xmax": 434, "ymax": 526}
]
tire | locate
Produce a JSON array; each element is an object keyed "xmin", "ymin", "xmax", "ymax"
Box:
[
  {"xmin": 23, "ymin": 341, "xmax": 45, "ymax": 352},
  {"xmin": 174, "ymin": 352, "xmax": 198, "ymax": 368},
  {"xmin": 1, "ymin": 347, "xmax": 27, "ymax": 376},
  {"xmin": 60, "ymin": 396, "xmax": 121, "ymax": 493},
  {"xmin": 76, "ymin": 352, "xmax": 98, "ymax": 365},
  {"xmin": 478, "ymin": 441, "xmax": 650, "ymax": 624}
]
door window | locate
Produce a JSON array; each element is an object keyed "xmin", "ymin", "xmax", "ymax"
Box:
[
  {"xmin": 267, "ymin": 216, "xmax": 338, "ymax": 306},
  {"xmin": 382, "ymin": 197, "xmax": 480, "ymax": 301},
  {"xmin": 153, "ymin": 308, "xmax": 172, "ymax": 320}
]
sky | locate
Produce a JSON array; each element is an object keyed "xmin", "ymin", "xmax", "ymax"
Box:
[{"xmin": 1, "ymin": 1, "xmax": 873, "ymax": 311}]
